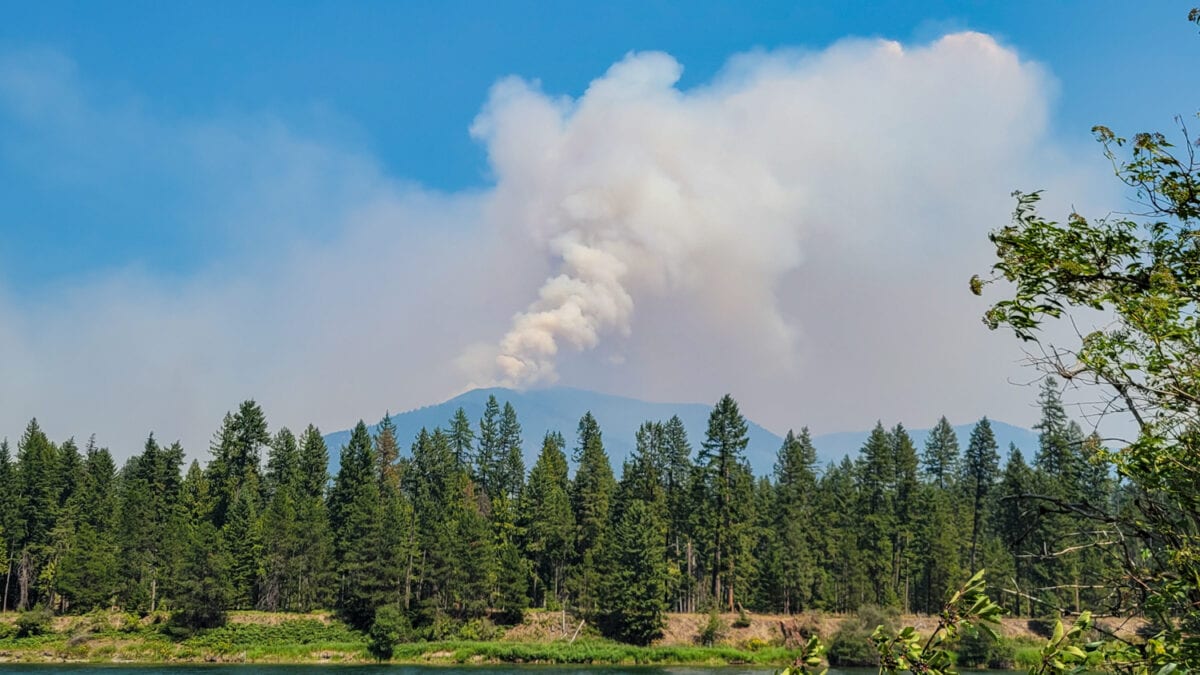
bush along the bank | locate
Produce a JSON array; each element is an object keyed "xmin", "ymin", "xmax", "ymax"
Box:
[
  {"xmin": 784, "ymin": 569, "xmax": 1004, "ymax": 675},
  {"xmin": 827, "ymin": 604, "xmax": 898, "ymax": 667}
]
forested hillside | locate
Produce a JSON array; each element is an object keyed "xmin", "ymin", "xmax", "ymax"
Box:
[{"xmin": 0, "ymin": 383, "xmax": 1123, "ymax": 645}]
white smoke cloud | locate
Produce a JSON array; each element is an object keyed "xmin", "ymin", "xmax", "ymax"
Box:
[
  {"xmin": 0, "ymin": 32, "xmax": 1114, "ymax": 458},
  {"xmin": 462, "ymin": 32, "xmax": 1077, "ymax": 389}
]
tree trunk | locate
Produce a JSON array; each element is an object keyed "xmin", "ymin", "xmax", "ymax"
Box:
[
  {"xmin": 17, "ymin": 549, "xmax": 31, "ymax": 611},
  {"xmin": 2, "ymin": 555, "xmax": 11, "ymax": 612}
]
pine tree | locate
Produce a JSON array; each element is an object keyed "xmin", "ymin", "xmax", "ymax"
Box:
[
  {"xmin": 660, "ymin": 416, "xmax": 694, "ymax": 612},
  {"xmin": 497, "ymin": 402, "xmax": 525, "ymax": 501},
  {"xmin": 446, "ymin": 407, "xmax": 475, "ymax": 470},
  {"xmin": 328, "ymin": 421, "xmax": 385, "ymax": 630},
  {"xmin": 962, "ymin": 418, "xmax": 1000, "ymax": 572},
  {"xmin": 116, "ymin": 434, "xmax": 186, "ymax": 613},
  {"xmin": 225, "ymin": 481, "xmax": 263, "ymax": 609},
  {"xmin": 374, "ymin": 414, "xmax": 401, "ymax": 490},
  {"xmin": 570, "ymin": 412, "xmax": 616, "ymax": 612},
  {"xmin": 910, "ymin": 483, "xmax": 961, "ymax": 614},
  {"xmin": 264, "ymin": 427, "xmax": 299, "ymax": 500},
  {"xmin": 697, "ymin": 394, "xmax": 754, "ymax": 611},
  {"xmin": 259, "ymin": 428, "xmax": 303, "ymax": 611},
  {"xmin": 0, "ymin": 439, "xmax": 14, "ymax": 612},
  {"xmin": 995, "ymin": 445, "xmax": 1034, "ymax": 616},
  {"xmin": 448, "ymin": 481, "xmax": 496, "ymax": 619},
  {"xmin": 769, "ymin": 429, "xmax": 819, "ymax": 612},
  {"xmin": 295, "ymin": 425, "xmax": 333, "ymax": 611},
  {"xmin": 855, "ymin": 423, "xmax": 897, "ymax": 607},
  {"xmin": 603, "ymin": 499, "xmax": 668, "ymax": 645},
  {"xmin": 376, "ymin": 416, "xmax": 414, "ymax": 612},
  {"xmin": 476, "ymin": 395, "xmax": 502, "ymax": 495},
  {"xmin": 13, "ymin": 419, "xmax": 59, "ymax": 610},
  {"xmin": 495, "ymin": 539, "xmax": 530, "ymax": 623},
  {"xmin": 207, "ymin": 401, "xmax": 269, "ymax": 529},
  {"xmin": 890, "ymin": 423, "xmax": 920, "ymax": 612},
  {"xmin": 922, "ymin": 416, "xmax": 960, "ymax": 489},
  {"xmin": 56, "ymin": 439, "xmax": 119, "ymax": 612},
  {"xmin": 815, "ymin": 457, "xmax": 868, "ymax": 611},
  {"xmin": 172, "ymin": 520, "xmax": 233, "ymax": 631},
  {"xmin": 522, "ymin": 432, "xmax": 575, "ymax": 607}
]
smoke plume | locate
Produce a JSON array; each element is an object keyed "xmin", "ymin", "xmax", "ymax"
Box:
[{"xmin": 464, "ymin": 34, "xmax": 1049, "ymax": 386}]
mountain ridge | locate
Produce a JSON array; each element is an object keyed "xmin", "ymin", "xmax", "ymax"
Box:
[{"xmin": 322, "ymin": 387, "xmax": 1038, "ymax": 475}]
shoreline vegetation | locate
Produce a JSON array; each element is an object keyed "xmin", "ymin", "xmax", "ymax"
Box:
[{"xmin": 0, "ymin": 608, "xmax": 1134, "ymax": 666}]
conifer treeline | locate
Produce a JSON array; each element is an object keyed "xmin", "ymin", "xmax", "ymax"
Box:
[{"xmin": 0, "ymin": 383, "xmax": 1123, "ymax": 644}]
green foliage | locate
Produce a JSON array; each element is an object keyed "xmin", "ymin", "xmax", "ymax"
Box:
[
  {"xmin": 732, "ymin": 607, "xmax": 752, "ymax": 629},
  {"xmin": 570, "ymin": 411, "xmax": 616, "ymax": 611},
  {"xmin": 15, "ymin": 607, "xmax": 53, "ymax": 637},
  {"xmin": 171, "ymin": 521, "xmax": 233, "ymax": 631},
  {"xmin": 367, "ymin": 604, "xmax": 409, "ymax": 661},
  {"xmin": 696, "ymin": 608, "xmax": 727, "ymax": 646},
  {"xmin": 457, "ymin": 616, "xmax": 502, "ymax": 641},
  {"xmin": 872, "ymin": 569, "xmax": 1003, "ymax": 675},
  {"xmin": 827, "ymin": 604, "xmax": 896, "ymax": 667},
  {"xmin": 603, "ymin": 499, "xmax": 668, "ymax": 645},
  {"xmin": 975, "ymin": 30, "xmax": 1200, "ymax": 668},
  {"xmin": 328, "ymin": 421, "xmax": 386, "ymax": 630},
  {"xmin": 182, "ymin": 617, "xmax": 362, "ymax": 651},
  {"xmin": 957, "ymin": 625, "xmax": 1015, "ymax": 669}
]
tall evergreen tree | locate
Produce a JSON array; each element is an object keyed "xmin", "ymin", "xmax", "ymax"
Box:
[
  {"xmin": 922, "ymin": 417, "xmax": 960, "ymax": 489},
  {"xmin": 890, "ymin": 423, "xmax": 920, "ymax": 611},
  {"xmin": 56, "ymin": 439, "xmax": 119, "ymax": 612},
  {"xmin": 328, "ymin": 421, "xmax": 385, "ymax": 630},
  {"xmin": 116, "ymin": 434, "xmax": 186, "ymax": 613},
  {"xmin": 767, "ymin": 429, "xmax": 819, "ymax": 612},
  {"xmin": 172, "ymin": 520, "xmax": 233, "ymax": 631},
  {"xmin": 207, "ymin": 401, "xmax": 269, "ymax": 528},
  {"xmin": 855, "ymin": 422, "xmax": 897, "ymax": 607},
  {"xmin": 294, "ymin": 425, "xmax": 333, "ymax": 611},
  {"xmin": 522, "ymin": 432, "xmax": 575, "ymax": 607},
  {"xmin": 962, "ymin": 418, "xmax": 1000, "ymax": 572},
  {"xmin": 995, "ymin": 445, "xmax": 1034, "ymax": 616},
  {"xmin": 570, "ymin": 412, "xmax": 616, "ymax": 612},
  {"xmin": 259, "ymin": 428, "xmax": 304, "ymax": 611},
  {"xmin": 660, "ymin": 416, "xmax": 695, "ymax": 612},
  {"xmin": 475, "ymin": 395, "xmax": 502, "ymax": 495},
  {"xmin": 497, "ymin": 402, "xmax": 525, "ymax": 502},
  {"xmin": 697, "ymin": 394, "xmax": 754, "ymax": 611},
  {"xmin": 13, "ymin": 419, "xmax": 59, "ymax": 609},
  {"xmin": 0, "ymin": 439, "xmax": 14, "ymax": 612},
  {"xmin": 376, "ymin": 416, "xmax": 414, "ymax": 612},
  {"xmin": 446, "ymin": 407, "xmax": 475, "ymax": 470},
  {"xmin": 603, "ymin": 499, "xmax": 668, "ymax": 645}
]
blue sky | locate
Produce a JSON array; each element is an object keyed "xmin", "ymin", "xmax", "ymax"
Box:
[
  {"xmin": 0, "ymin": 2, "xmax": 1194, "ymax": 456},
  {"xmin": 2, "ymin": 1, "xmax": 1195, "ymax": 290}
]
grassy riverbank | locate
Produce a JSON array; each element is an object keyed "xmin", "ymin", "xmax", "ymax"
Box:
[
  {"xmin": 0, "ymin": 608, "xmax": 1120, "ymax": 666},
  {"xmin": 0, "ymin": 611, "xmax": 791, "ymax": 665}
]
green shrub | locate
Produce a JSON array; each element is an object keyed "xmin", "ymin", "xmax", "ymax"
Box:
[
  {"xmin": 15, "ymin": 607, "xmax": 53, "ymax": 638},
  {"xmin": 827, "ymin": 605, "xmax": 897, "ymax": 667},
  {"xmin": 1026, "ymin": 616, "xmax": 1058, "ymax": 639},
  {"xmin": 458, "ymin": 617, "xmax": 502, "ymax": 641},
  {"xmin": 955, "ymin": 627, "xmax": 993, "ymax": 667},
  {"xmin": 118, "ymin": 612, "xmax": 143, "ymax": 633},
  {"xmin": 697, "ymin": 609, "xmax": 727, "ymax": 646},
  {"xmin": 425, "ymin": 610, "xmax": 459, "ymax": 641},
  {"xmin": 732, "ymin": 608, "xmax": 752, "ymax": 629},
  {"xmin": 368, "ymin": 605, "xmax": 410, "ymax": 662}
]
